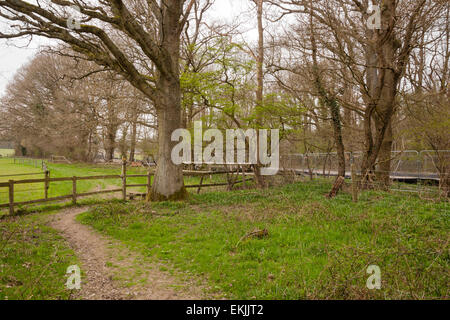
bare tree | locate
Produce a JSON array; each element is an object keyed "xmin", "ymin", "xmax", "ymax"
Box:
[{"xmin": 1, "ymin": 52, "xmax": 103, "ymax": 161}]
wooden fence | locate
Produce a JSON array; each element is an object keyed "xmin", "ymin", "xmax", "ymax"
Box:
[
  {"xmin": 0, "ymin": 160, "xmax": 253, "ymax": 215},
  {"xmin": 50, "ymin": 155, "xmax": 72, "ymax": 164}
]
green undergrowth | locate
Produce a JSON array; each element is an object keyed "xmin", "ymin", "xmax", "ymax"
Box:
[{"xmin": 77, "ymin": 181, "xmax": 449, "ymax": 299}]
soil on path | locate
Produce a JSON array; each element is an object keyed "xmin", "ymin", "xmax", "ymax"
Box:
[{"xmin": 49, "ymin": 206, "xmax": 208, "ymax": 300}]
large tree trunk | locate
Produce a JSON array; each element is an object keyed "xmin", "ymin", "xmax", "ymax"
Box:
[
  {"xmin": 375, "ymin": 120, "xmax": 393, "ymax": 189},
  {"xmin": 104, "ymin": 100, "xmax": 119, "ymax": 161},
  {"xmin": 360, "ymin": 0, "xmax": 399, "ymax": 189},
  {"xmin": 360, "ymin": 110, "xmax": 376, "ymax": 186},
  {"xmin": 360, "ymin": 85, "xmax": 397, "ymax": 189},
  {"xmin": 360, "ymin": 35, "xmax": 379, "ymax": 185},
  {"xmin": 149, "ymin": 83, "xmax": 186, "ymax": 201},
  {"xmin": 105, "ymin": 126, "xmax": 117, "ymax": 161},
  {"xmin": 148, "ymin": 1, "xmax": 186, "ymax": 201}
]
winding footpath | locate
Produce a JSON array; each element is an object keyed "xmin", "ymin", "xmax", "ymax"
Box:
[{"xmin": 49, "ymin": 206, "xmax": 207, "ymax": 300}]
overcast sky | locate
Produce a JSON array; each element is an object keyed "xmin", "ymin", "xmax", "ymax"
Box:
[{"xmin": 0, "ymin": 0, "xmax": 255, "ymax": 97}]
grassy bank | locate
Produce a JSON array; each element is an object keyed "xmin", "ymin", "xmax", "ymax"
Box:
[
  {"xmin": 0, "ymin": 211, "xmax": 79, "ymax": 299},
  {"xmin": 78, "ymin": 181, "xmax": 449, "ymax": 299}
]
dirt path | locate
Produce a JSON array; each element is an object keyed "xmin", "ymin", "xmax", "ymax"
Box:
[{"xmin": 49, "ymin": 206, "xmax": 207, "ymax": 300}]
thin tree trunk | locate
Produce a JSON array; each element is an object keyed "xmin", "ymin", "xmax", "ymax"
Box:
[
  {"xmin": 129, "ymin": 111, "xmax": 138, "ymax": 162},
  {"xmin": 331, "ymin": 100, "xmax": 346, "ymax": 177},
  {"xmin": 253, "ymin": 0, "xmax": 267, "ymax": 188}
]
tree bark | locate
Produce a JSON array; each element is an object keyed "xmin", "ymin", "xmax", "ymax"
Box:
[
  {"xmin": 149, "ymin": 87, "xmax": 186, "ymax": 201},
  {"xmin": 105, "ymin": 126, "xmax": 117, "ymax": 161},
  {"xmin": 360, "ymin": 0, "xmax": 400, "ymax": 188},
  {"xmin": 326, "ymin": 176, "xmax": 345, "ymax": 198},
  {"xmin": 148, "ymin": 1, "xmax": 187, "ymax": 201},
  {"xmin": 375, "ymin": 119, "xmax": 393, "ymax": 189},
  {"xmin": 129, "ymin": 110, "xmax": 138, "ymax": 162},
  {"xmin": 331, "ymin": 100, "xmax": 346, "ymax": 178},
  {"xmin": 309, "ymin": 7, "xmax": 345, "ymax": 178},
  {"xmin": 253, "ymin": 0, "xmax": 268, "ymax": 188}
]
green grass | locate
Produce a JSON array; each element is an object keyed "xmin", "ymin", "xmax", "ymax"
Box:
[
  {"xmin": 78, "ymin": 181, "xmax": 449, "ymax": 299},
  {"xmin": 0, "ymin": 211, "xmax": 80, "ymax": 300}
]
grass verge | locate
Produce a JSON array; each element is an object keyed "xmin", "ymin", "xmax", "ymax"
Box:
[{"xmin": 0, "ymin": 210, "xmax": 79, "ymax": 299}]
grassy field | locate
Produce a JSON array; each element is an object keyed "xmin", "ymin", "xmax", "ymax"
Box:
[
  {"xmin": 0, "ymin": 209, "xmax": 80, "ymax": 300},
  {"xmin": 77, "ymin": 181, "xmax": 449, "ymax": 300},
  {"xmin": 0, "ymin": 149, "xmax": 15, "ymax": 157}
]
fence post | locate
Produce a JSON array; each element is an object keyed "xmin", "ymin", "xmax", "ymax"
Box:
[
  {"xmin": 351, "ymin": 163, "xmax": 358, "ymax": 202},
  {"xmin": 9, "ymin": 180, "xmax": 14, "ymax": 215},
  {"xmin": 197, "ymin": 175, "xmax": 204, "ymax": 194},
  {"xmin": 72, "ymin": 176, "xmax": 77, "ymax": 204},
  {"xmin": 417, "ymin": 152, "xmax": 422, "ymax": 194},
  {"xmin": 121, "ymin": 157, "xmax": 127, "ymax": 201},
  {"xmin": 44, "ymin": 170, "xmax": 50, "ymax": 199}
]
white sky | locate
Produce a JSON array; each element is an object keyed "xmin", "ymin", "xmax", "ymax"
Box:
[{"xmin": 0, "ymin": 0, "xmax": 255, "ymax": 97}]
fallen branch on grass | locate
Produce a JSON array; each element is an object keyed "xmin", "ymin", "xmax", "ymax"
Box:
[
  {"xmin": 235, "ymin": 229, "xmax": 269, "ymax": 248},
  {"xmin": 326, "ymin": 176, "xmax": 345, "ymax": 198}
]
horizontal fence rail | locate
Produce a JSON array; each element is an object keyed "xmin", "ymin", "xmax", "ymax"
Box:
[{"xmin": 0, "ymin": 172, "xmax": 45, "ymax": 178}]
